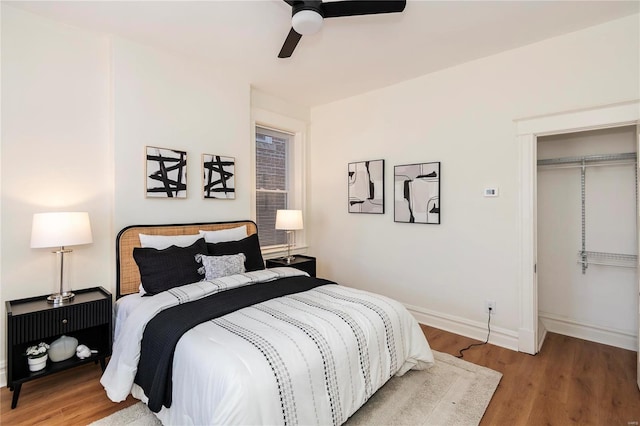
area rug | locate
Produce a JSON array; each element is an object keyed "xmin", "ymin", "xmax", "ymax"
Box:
[{"xmin": 90, "ymin": 350, "xmax": 501, "ymax": 426}]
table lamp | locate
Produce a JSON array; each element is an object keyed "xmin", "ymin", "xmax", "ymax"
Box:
[
  {"xmin": 31, "ymin": 212, "xmax": 93, "ymax": 304},
  {"xmin": 275, "ymin": 209, "xmax": 303, "ymax": 264}
]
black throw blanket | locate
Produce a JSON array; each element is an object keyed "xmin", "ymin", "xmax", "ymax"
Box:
[{"xmin": 135, "ymin": 275, "xmax": 335, "ymax": 412}]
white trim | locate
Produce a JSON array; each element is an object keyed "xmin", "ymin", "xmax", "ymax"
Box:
[
  {"xmin": 636, "ymin": 125, "xmax": 640, "ymax": 389},
  {"xmin": 515, "ymin": 100, "xmax": 640, "ymax": 136},
  {"xmin": 539, "ymin": 312, "xmax": 638, "ymax": 351},
  {"xmin": 537, "ymin": 319, "xmax": 548, "ymax": 353},
  {"xmin": 0, "ymin": 360, "xmax": 6, "ymax": 388},
  {"xmin": 517, "ymin": 133, "xmax": 538, "ymax": 355},
  {"xmin": 517, "ymin": 327, "xmax": 537, "ymax": 355},
  {"xmin": 405, "ymin": 303, "xmax": 519, "ymax": 352},
  {"xmin": 516, "ymin": 100, "xmax": 640, "ymax": 356}
]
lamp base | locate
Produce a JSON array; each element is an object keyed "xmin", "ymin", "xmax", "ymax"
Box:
[
  {"xmin": 282, "ymin": 255, "xmax": 296, "ymax": 264},
  {"xmin": 47, "ymin": 291, "xmax": 75, "ymax": 305}
]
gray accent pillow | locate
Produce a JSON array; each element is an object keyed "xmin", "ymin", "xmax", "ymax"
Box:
[{"xmin": 196, "ymin": 253, "xmax": 246, "ymax": 280}]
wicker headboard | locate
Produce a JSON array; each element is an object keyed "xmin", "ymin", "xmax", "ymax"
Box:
[{"xmin": 116, "ymin": 220, "xmax": 258, "ymax": 298}]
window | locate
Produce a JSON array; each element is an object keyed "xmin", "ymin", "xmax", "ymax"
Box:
[
  {"xmin": 252, "ymin": 107, "xmax": 307, "ymax": 252},
  {"xmin": 255, "ymin": 126, "xmax": 291, "ymax": 247}
]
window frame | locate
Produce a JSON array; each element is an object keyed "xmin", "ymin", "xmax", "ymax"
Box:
[{"xmin": 251, "ymin": 108, "xmax": 307, "ymax": 256}]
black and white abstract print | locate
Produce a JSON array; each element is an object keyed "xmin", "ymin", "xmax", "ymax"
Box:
[
  {"xmin": 202, "ymin": 154, "xmax": 235, "ymax": 199},
  {"xmin": 394, "ymin": 162, "xmax": 440, "ymax": 224},
  {"xmin": 348, "ymin": 159, "xmax": 384, "ymax": 214},
  {"xmin": 146, "ymin": 146, "xmax": 187, "ymax": 198}
]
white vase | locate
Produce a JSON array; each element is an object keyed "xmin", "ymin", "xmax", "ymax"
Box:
[{"xmin": 27, "ymin": 354, "xmax": 48, "ymax": 372}]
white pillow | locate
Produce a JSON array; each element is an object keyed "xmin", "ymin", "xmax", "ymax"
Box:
[
  {"xmin": 198, "ymin": 225, "xmax": 248, "ymax": 244},
  {"xmin": 196, "ymin": 253, "xmax": 246, "ymax": 280},
  {"xmin": 139, "ymin": 233, "xmax": 202, "ymax": 250}
]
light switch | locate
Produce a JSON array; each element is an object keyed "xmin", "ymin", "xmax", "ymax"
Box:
[{"xmin": 484, "ymin": 188, "xmax": 499, "ymax": 197}]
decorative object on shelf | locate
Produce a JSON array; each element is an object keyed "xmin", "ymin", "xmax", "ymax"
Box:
[
  {"xmin": 30, "ymin": 212, "xmax": 93, "ymax": 304},
  {"xmin": 202, "ymin": 154, "xmax": 235, "ymax": 199},
  {"xmin": 25, "ymin": 342, "xmax": 49, "ymax": 372},
  {"xmin": 48, "ymin": 335, "xmax": 78, "ymax": 362},
  {"xmin": 394, "ymin": 162, "xmax": 441, "ymax": 224},
  {"xmin": 76, "ymin": 344, "xmax": 98, "ymax": 359},
  {"xmin": 348, "ymin": 159, "xmax": 385, "ymax": 214},
  {"xmin": 146, "ymin": 146, "xmax": 187, "ymax": 198},
  {"xmin": 275, "ymin": 209, "xmax": 303, "ymax": 264}
]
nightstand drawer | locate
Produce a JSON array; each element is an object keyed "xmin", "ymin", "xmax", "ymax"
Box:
[{"xmin": 9, "ymin": 299, "xmax": 110, "ymax": 345}]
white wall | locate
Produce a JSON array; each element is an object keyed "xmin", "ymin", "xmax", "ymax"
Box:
[
  {"xmin": 537, "ymin": 126, "xmax": 637, "ymax": 349},
  {"xmin": 251, "ymin": 88, "xmax": 310, "ymax": 124},
  {"xmin": 1, "ymin": 5, "xmax": 112, "ymax": 384},
  {"xmin": 112, "ymin": 38, "xmax": 251, "ymax": 231},
  {"xmin": 308, "ymin": 15, "xmax": 639, "ymax": 348}
]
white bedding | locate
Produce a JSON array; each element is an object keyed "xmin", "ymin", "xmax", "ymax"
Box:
[{"xmin": 102, "ymin": 268, "xmax": 434, "ymax": 425}]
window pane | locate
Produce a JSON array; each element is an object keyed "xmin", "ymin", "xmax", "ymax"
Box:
[
  {"xmin": 256, "ymin": 191, "xmax": 287, "ymax": 246},
  {"xmin": 256, "ymin": 126, "xmax": 292, "ymax": 247},
  {"xmin": 256, "ymin": 128, "xmax": 288, "ymax": 191}
]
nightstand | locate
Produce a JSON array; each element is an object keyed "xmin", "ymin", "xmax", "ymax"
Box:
[
  {"xmin": 266, "ymin": 255, "xmax": 316, "ymax": 277},
  {"xmin": 5, "ymin": 287, "xmax": 112, "ymax": 409}
]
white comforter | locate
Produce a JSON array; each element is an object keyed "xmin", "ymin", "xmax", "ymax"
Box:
[{"xmin": 102, "ymin": 268, "xmax": 434, "ymax": 425}]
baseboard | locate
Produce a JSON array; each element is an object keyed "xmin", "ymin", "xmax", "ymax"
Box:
[
  {"xmin": 539, "ymin": 311, "xmax": 638, "ymax": 351},
  {"xmin": 537, "ymin": 322, "xmax": 548, "ymax": 353},
  {"xmin": 517, "ymin": 327, "xmax": 537, "ymax": 355},
  {"xmin": 0, "ymin": 360, "xmax": 6, "ymax": 388},
  {"xmin": 405, "ymin": 303, "xmax": 519, "ymax": 352}
]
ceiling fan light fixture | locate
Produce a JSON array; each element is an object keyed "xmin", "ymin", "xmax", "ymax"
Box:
[{"xmin": 292, "ymin": 10, "xmax": 323, "ymax": 35}]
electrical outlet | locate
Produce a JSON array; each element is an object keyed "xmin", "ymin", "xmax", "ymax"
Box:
[{"xmin": 485, "ymin": 300, "xmax": 496, "ymax": 314}]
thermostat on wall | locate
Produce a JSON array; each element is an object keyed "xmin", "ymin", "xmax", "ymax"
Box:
[{"xmin": 484, "ymin": 187, "xmax": 499, "ymax": 197}]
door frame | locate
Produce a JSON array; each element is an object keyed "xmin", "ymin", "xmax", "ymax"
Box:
[{"xmin": 515, "ymin": 100, "xmax": 639, "ymax": 355}]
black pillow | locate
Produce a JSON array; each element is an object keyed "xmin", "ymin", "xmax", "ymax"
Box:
[
  {"xmin": 206, "ymin": 233, "xmax": 265, "ymax": 272},
  {"xmin": 133, "ymin": 238, "xmax": 207, "ymax": 295}
]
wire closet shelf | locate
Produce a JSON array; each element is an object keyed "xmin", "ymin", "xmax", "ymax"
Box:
[{"xmin": 537, "ymin": 151, "xmax": 638, "ymax": 273}]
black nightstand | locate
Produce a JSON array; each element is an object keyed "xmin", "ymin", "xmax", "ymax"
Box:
[
  {"xmin": 5, "ymin": 287, "xmax": 112, "ymax": 409},
  {"xmin": 266, "ymin": 255, "xmax": 316, "ymax": 277}
]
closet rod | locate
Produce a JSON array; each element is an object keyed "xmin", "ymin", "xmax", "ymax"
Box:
[
  {"xmin": 537, "ymin": 152, "xmax": 636, "ymax": 167},
  {"xmin": 537, "ymin": 160, "xmax": 636, "ymax": 170}
]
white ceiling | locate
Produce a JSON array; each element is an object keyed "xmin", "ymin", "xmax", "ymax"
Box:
[{"xmin": 8, "ymin": 1, "xmax": 639, "ymax": 107}]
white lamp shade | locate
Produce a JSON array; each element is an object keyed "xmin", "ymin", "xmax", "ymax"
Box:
[
  {"xmin": 275, "ymin": 210, "xmax": 303, "ymax": 231},
  {"xmin": 31, "ymin": 212, "xmax": 93, "ymax": 248},
  {"xmin": 292, "ymin": 10, "xmax": 323, "ymax": 35}
]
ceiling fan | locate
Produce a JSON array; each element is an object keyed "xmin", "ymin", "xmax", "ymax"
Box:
[{"xmin": 278, "ymin": 0, "xmax": 407, "ymax": 58}]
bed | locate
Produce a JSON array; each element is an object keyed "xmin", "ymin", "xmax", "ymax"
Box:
[{"xmin": 101, "ymin": 220, "xmax": 434, "ymax": 425}]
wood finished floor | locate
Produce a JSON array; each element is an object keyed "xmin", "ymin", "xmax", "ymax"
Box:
[{"xmin": 1, "ymin": 326, "xmax": 638, "ymax": 425}]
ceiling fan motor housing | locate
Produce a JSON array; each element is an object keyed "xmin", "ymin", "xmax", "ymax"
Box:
[
  {"xmin": 291, "ymin": 1, "xmax": 324, "ymax": 35},
  {"xmin": 279, "ymin": 0, "xmax": 407, "ymax": 58}
]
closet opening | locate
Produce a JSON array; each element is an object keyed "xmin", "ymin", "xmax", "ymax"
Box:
[{"xmin": 536, "ymin": 125, "xmax": 638, "ymax": 351}]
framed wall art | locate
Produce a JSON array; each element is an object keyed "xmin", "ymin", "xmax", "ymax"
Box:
[
  {"xmin": 202, "ymin": 154, "xmax": 235, "ymax": 199},
  {"xmin": 348, "ymin": 159, "xmax": 385, "ymax": 214},
  {"xmin": 145, "ymin": 146, "xmax": 187, "ymax": 198},
  {"xmin": 394, "ymin": 162, "xmax": 440, "ymax": 224}
]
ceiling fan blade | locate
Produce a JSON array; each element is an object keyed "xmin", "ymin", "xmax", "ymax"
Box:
[
  {"xmin": 322, "ymin": 0, "xmax": 406, "ymax": 18},
  {"xmin": 278, "ymin": 28, "xmax": 303, "ymax": 58}
]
